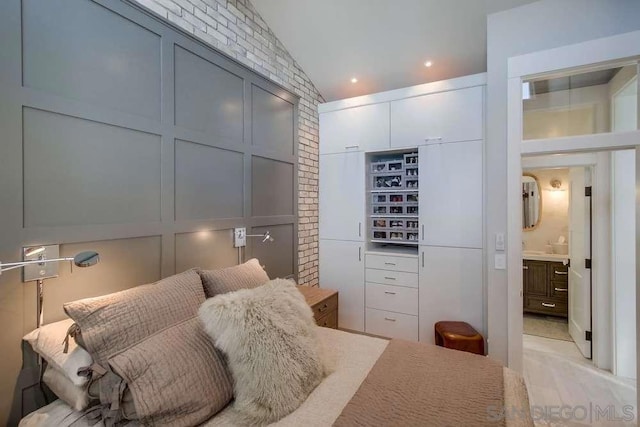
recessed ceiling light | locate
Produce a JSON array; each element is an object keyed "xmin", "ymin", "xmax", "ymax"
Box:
[
  {"xmin": 424, "ymin": 60, "xmax": 433, "ymax": 67},
  {"xmin": 351, "ymin": 77, "xmax": 358, "ymax": 83}
]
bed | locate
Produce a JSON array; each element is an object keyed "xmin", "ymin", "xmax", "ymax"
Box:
[{"xmin": 21, "ymin": 327, "xmax": 532, "ymax": 427}]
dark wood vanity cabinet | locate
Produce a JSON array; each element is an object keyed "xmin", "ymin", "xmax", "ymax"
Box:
[{"xmin": 523, "ymin": 260, "xmax": 568, "ymax": 317}]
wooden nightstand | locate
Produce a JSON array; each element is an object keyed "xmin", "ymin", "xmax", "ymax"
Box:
[{"xmin": 297, "ymin": 286, "xmax": 339, "ymax": 329}]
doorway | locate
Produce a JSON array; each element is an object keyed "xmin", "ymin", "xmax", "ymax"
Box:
[
  {"xmin": 504, "ymin": 30, "xmax": 640, "ymax": 423},
  {"xmin": 521, "ymin": 164, "xmax": 593, "ymax": 357}
]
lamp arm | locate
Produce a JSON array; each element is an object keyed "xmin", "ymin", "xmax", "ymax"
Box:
[{"xmin": 0, "ymin": 257, "xmax": 74, "ymax": 274}]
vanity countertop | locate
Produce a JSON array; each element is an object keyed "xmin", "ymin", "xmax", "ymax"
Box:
[{"xmin": 523, "ymin": 252, "xmax": 569, "ymax": 263}]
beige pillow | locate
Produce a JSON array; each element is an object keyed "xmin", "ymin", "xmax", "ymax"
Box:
[
  {"xmin": 64, "ymin": 269, "xmax": 205, "ymax": 364},
  {"xmin": 42, "ymin": 366, "xmax": 90, "ymax": 411},
  {"xmin": 199, "ymin": 278, "xmax": 329, "ymax": 425},
  {"xmin": 110, "ymin": 318, "xmax": 233, "ymax": 426},
  {"xmin": 63, "ymin": 269, "xmax": 207, "ymax": 422},
  {"xmin": 197, "ymin": 259, "xmax": 269, "ymax": 297}
]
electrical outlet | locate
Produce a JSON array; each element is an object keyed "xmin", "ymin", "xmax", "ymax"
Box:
[{"xmin": 234, "ymin": 227, "xmax": 246, "ymax": 248}]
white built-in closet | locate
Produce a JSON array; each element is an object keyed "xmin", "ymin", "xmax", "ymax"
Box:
[{"xmin": 318, "ymin": 74, "xmax": 486, "ymax": 343}]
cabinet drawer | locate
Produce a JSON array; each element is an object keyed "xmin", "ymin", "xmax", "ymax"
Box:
[
  {"xmin": 550, "ymin": 281, "xmax": 569, "ymax": 300},
  {"xmin": 316, "ymin": 310, "xmax": 338, "ymax": 329},
  {"xmin": 365, "ymin": 269, "xmax": 418, "ymax": 288},
  {"xmin": 311, "ymin": 294, "xmax": 338, "ymax": 321},
  {"xmin": 365, "ymin": 254, "xmax": 418, "ymax": 273},
  {"xmin": 549, "ymin": 263, "xmax": 569, "ymax": 282},
  {"xmin": 365, "ymin": 308, "xmax": 418, "ymax": 341},
  {"xmin": 365, "ymin": 282, "xmax": 418, "ymax": 315},
  {"xmin": 524, "ymin": 295, "xmax": 567, "ymax": 317}
]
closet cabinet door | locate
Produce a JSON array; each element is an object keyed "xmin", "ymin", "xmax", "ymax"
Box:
[
  {"xmin": 390, "ymin": 86, "xmax": 483, "ymax": 148},
  {"xmin": 319, "ymin": 152, "xmax": 365, "ymax": 241},
  {"xmin": 319, "ymin": 239, "xmax": 365, "ymax": 331},
  {"xmin": 319, "ymin": 103, "xmax": 390, "ymax": 154},
  {"xmin": 418, "ymin": 246, "xmax": 483, "ymax": 344},
  {"xmin": 418, "ymin": 140, "xmax": 482, "ymax": 248}
]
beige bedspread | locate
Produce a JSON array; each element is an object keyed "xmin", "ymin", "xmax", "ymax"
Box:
[
  {"xmin": 21, "ymin": 328, "xmax": 532, "ymax": 427},
  {"xmin": 334, "ymin": 339, "xmax": 506, "ymax": 426}
]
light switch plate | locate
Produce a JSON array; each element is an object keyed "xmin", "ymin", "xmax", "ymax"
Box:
[
  {"xmin": 494, "ymin": 253, "xmax": 506, "ymax": 270},
  {"xmin": 23, "ymin": 245, "xmax": 60, "ymax": 282},
  {"xmin": 495, "ymin": 233, "xmax": 505, "ymax": 251},
  {"xmin": 234, "ymin": 227, "xmax": 246, "ymax": 248}
]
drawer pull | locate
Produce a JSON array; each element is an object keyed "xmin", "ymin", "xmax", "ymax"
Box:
[
  {"xmin": 554, "ymin": 270, "xmax": 568, "ymax": 275},
  {"xmin": 384, "ymin": 262, "xmax": 396, "ymax": 266},
  {"xmin": 384, "ymin": 277, "xmax": 396, "ymax": 280},
  {"xmin": 523, "ymin": 266, "xmax": 529, "ymax": 270},
  {"xmin": 541, "ymin": 302, "xmax": 556, "ymax": 308},
  {"xmin": 318, "ymin": 304, "xmax": 329, "ymax": 313},
  {"xmin": 384, "ymin": 291, "xmax": 396, "ymax": 295},
  {"xmin": 345, "ymin": 144, "xmax": 359, "ymax": 150},
  {"xmin": 554, "ymin": 288, "xmax": 568, "ymax": 292},
  {"xmin": 384, "ymin": 317, "xmax": 396, "ymax": 322}
]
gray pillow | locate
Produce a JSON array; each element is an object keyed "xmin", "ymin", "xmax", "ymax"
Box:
[
  {"xmin": 197, "ymin": 258, "xmax": 269, "ymax": 297},
  {"xmin": 110, "ymin": 318, "xmax": 233, "ymax": 426},
  {"xmin": 198, "ymin": 278, "xmax": 329, "ymax": 425}
]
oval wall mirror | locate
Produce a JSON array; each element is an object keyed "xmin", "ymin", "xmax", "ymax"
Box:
[{"xmin": 522, "ymin": 174, "xmax": 541, "ymax": 231}]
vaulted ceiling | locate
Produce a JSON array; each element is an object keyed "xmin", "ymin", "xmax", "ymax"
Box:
[{"xmin": 252, "ymin": 0, "xmax": 538, "ymax": 101}]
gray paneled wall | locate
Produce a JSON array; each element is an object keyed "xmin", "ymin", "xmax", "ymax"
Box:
[{"xmin": 0, "ymin": 0, "xmax": 298, "ymax": 423}]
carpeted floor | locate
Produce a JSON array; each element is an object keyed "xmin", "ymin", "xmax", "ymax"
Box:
[{"xmin": 523, "ymin": 313, "xmax": 573, "ymax": 341}]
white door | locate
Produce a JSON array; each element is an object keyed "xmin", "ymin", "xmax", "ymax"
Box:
[
  {"xmin": 319, "ymin": 103, "xmax": 390, "ymax": 154},
  {"xmin": 319, "ymin": 239, "xmax": 364, "ymax": 331},
  {"xmin": 319, "ymin": 152, "xmax": 365, "ymax": 241},
  {"xmin": 568, "ymin": 167, "xmax": 592, "ymax": 358},
  {"xmin": 418, "ymin": 141, "xmax": 483, "ymax": 248},
  {"xmin": 390, "ymin": 86, "xmax": 483, "ymax": 148},
  {"xmin": 418, "ymin": 246, "xmax": 484, "ymax": 344}
]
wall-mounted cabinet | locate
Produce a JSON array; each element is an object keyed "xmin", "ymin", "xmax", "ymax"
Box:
[
  {"xmin": 390, "ymin": 86, "xmax": 483, "ymax": 148},
  {"xmin": 418, "ymin": 140, "xmax": 483, "ymax": 248},
  {"xmin": 319, "ymin": 152, "xmax": 365, "ymax": 241},
  {"xmin": 319, "ymin": 103, "xmax": 390, "ymax": 154},
  {"xmin": 319, "ymin": 239, "xmax": 364, "ymax": 331},
  {"xmin": 419, "ymin": 246, "xmax": 483, "ymax": 344}
]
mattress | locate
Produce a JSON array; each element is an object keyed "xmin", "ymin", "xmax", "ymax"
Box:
[{"xmin": 20, "ymin": 328, "xmax": 531, "ymax": 427}]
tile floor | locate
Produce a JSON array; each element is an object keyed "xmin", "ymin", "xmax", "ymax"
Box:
[{"xmin": 523, "ymin": 334, "xmax": 636, "ymax": 426}]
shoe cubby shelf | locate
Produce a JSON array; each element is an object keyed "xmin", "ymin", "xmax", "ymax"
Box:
[{"xmin": 368, "ymin": 151, "xmax": 419, "ymax": 246}]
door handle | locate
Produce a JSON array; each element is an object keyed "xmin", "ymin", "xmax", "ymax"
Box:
[
  {"xmin": 421, "ymin": 224, "xmax": 424, "ymax": 241},
  {"xmin": 554, "ymin": 288, "xmax": 568, "ymax": 292},
  {"xmin": 421, "ymin": 251, "xmax": 424, "ymax": 268},
  {"xmin": 554, "ymin": 270, "xmax": 568, "ymax": 275},
  {"xmin": 358, "ymin": 222, "xmax": 362, "ymax": 237},
  {"xmin": 358, "ymin": 247, "xmax": 361, "ymax": 262},
  {"xmin": 541, "ymin": 302, "xmax": 556, "ymax": 308}
]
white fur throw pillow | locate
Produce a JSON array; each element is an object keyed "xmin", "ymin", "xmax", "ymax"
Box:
[{"xmin": 198, "ymin": 278, "xmax": 329, "ymax": 425}]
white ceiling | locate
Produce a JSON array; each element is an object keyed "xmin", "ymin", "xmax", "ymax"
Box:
[{"xmin": 252, "ymin": 0, "xmax": 537, "ymax": 101}]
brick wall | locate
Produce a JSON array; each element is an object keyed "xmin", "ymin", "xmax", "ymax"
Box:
[{"xmin": 132, "ymin": 0, "xmax": 321, "ymax": 286}]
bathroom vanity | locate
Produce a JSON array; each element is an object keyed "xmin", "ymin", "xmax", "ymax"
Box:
[{"xmin": 522, "ymin": 254, "xmax": 569, "ymax": 317}]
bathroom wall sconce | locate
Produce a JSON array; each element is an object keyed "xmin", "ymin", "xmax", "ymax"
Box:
[{"xmin": 549, "ymin": 179, "xmax": 564, "ymax": 191}]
